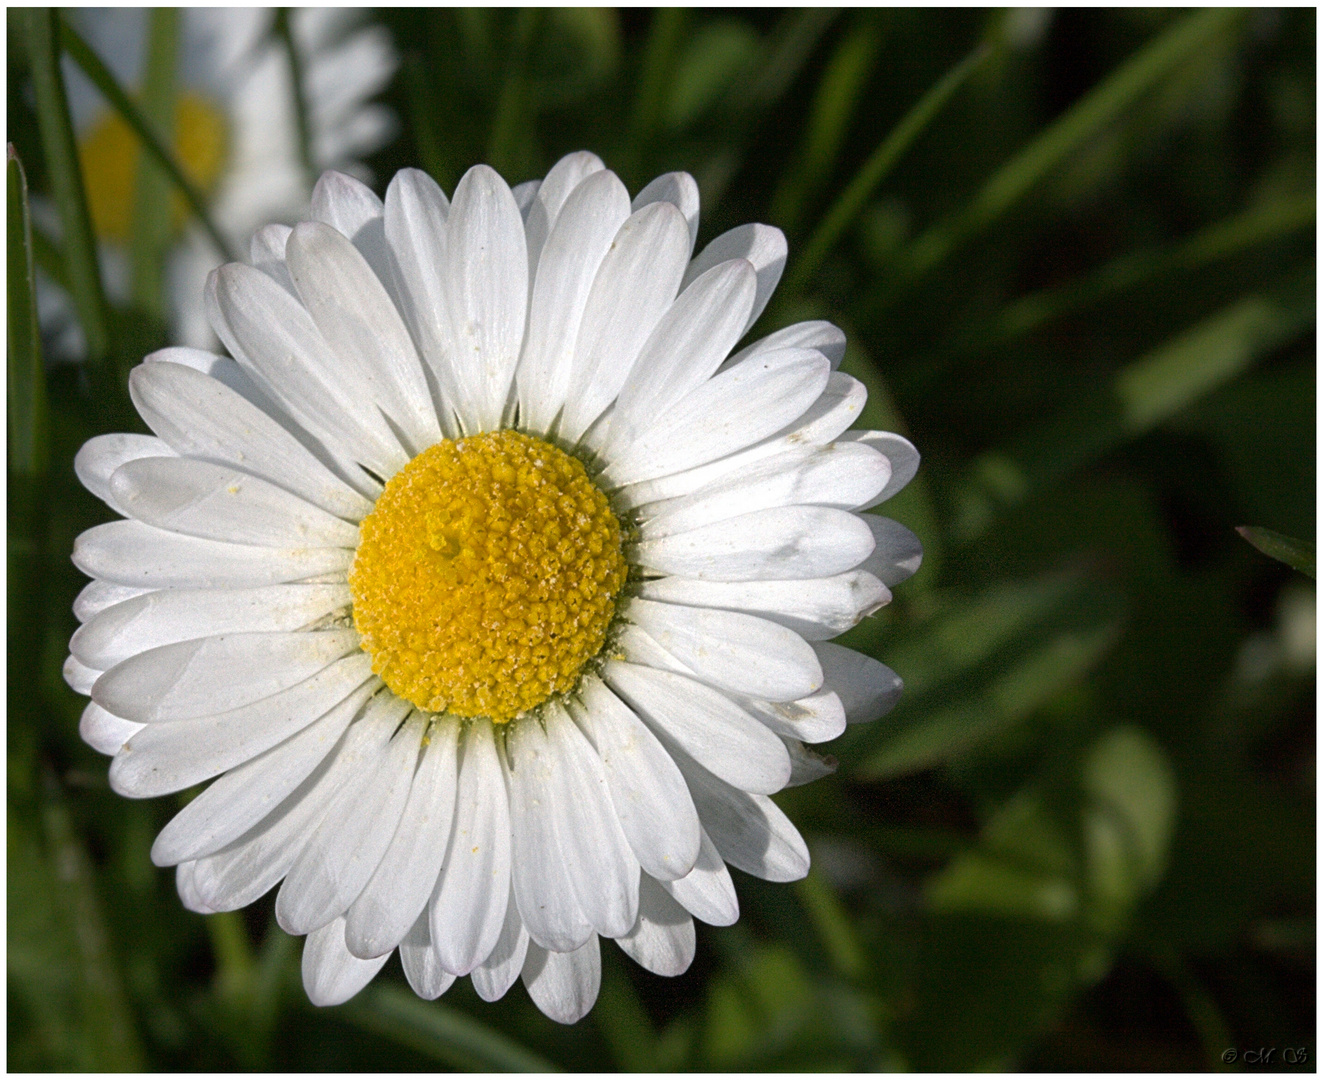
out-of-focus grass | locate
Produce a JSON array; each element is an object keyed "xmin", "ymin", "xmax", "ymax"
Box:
[{"xmin": 7, "ymin": 7, "xmax": 1315, "ymax": 1071}]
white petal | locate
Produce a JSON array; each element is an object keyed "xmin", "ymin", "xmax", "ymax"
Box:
[
  {"xmin": 618, "ymin": 371, "xmax": 867, "ymax": 505},
  {"xmin": 838, "ymin": 430, "xmax": 920, "ymax": 508},
  {"xmin": 605, "ymin": 259, "xmax": 757, "ymax": 454},
  {"xmin": 602, "ymin": 347, "xmax": 831, "ymax": 487},
  {"xmin": 109, "ymin": 457, "xmax": 359, "ymax": 549},
  {"xmin": 310, "ymin": 169, "xmax": 391, "ymax": 285},
  {"xmin": 303, "ymin": 916, "xmax": 391, "ymax": 1007},
  {"xmin": 443, "ymin": 164, "xmax": 528, "ymax": 432},
  {"xmin": 568, "ymin": 676, "xmax": 699, "ymax": 882},
  {"xmin": 73, "ymin": 580, "xmax": 153, "ymax": 622},
  {"xmin": 429, "ymin": 721, "xmax": 512, "ymax": 976},
  {"xmin": 543, "ymin": 705, "xmax": 640, "ymax": 939},
  {"xmin": 142, "ymin": 347, "xmax": 303, "ymax": 437},
  {"xmin": 176, "ymin": 861, "xmax": 218, "ymax": 914},
  {"xmin": 637, "ymin": 443, "xmax": 890, "ymax": 539},
  {"xmin": 516, "ymin": 169, "xmax": 631, "ymax": 433},
  {"xmin": 278, "ymin": 708, "xmax": 422, "ymax": 935},
  {"xmin": 523, "ymin": 150, "xmax": 604, "ymax": 280},
  {"xmin": 557, "ymin": 202, "xmax": 691, "ymax": 442},
  {"xmin": 737, "ymin": 689, "xmax": 847, "ymax": 744},
  {"xmin": 191, "ymin": 698, "xmax": 397, "ymax": 911},
  {"xmin": 286, "ymin": 220, "xmax": 442, "ymax": 454},
  {"xmin": 659, "ymin": 826, "xmax": 739, "ymax": 927},
  {"xmin": 94, "ymin": 630, "xmax": 360, "ymax": 722},
  {"xmin": 512, "ymin": 180, "xmax": 540, "ymax": 218},
  {"xmin": 249, "ymin": 223, "xmax": 295, "ymax": 294},
  {"xmin": 504, "ymin": 717, "xmax": 594, "ymax": 952},
  {"xmin": 399, "ymin": 911, "xmax": 456, "ymax": 1000},
  {"xmin": 632, "ymin": 171, "xmax": 699, "ymax": 252},
  {"xmin": 150, "ymin": 684, "xmax": 371, "ymax": 865},
  {"xmin": 681, "ymin": 223, "xmax": 786, "ymax": 334},
  {"xmin": 71, "ymin": 584, "xmax": 352, "ymax": 671},
  {"xmin": 73, "ymin": 520, "xmax": 352, "ymax": 588},
  {"xmin": 129, "ymin": 361, "xmax": 373, "ymax": 519},
  {"xmin": 604, "ymin": 661, "xmax": 791, "ymax": 796},
  {"xmin": 74, "ymin": 433, "xmax": 176, "ymax": 515},
  {"xmin": 470, "ymin": 884, "xmax": 530, "ymax": 1002},
  {"xmin": 632, "ymin": 505, "xmax": 875, "ymax": 582},
  {"xmin": 677, "ymin": 755, "xmax": 810, "ymax": 882},
  {"xmin": 857, "ymin": 515, "xmax": 924, "ymax": 586},
  {"xmin": 346, "ymin": 717, "xmax": 460, "ymax": 960},
  {"xmin": 108, "ymin": 655, "xmax": 376, "ymax": 797},
  {"xmin": 207, "ymin": 263, "xmax": 407, "ymax": 481},
  {"xmin": 636, "ymin": 572, "xmax": 889, "ymax": 642},
  {"xmin": 79, "ymin": 701, "xmax": 143, "ymax": 756},
  {"xmin": 382, "ymin": 168, "xmax": 462, "ymax": 437},
  {"xmin": 725, "ymin": 319, "xmax": 846, "ymax": 372},
  {"xmin": 812, "ymin": 642, "xmax": 903, "ymax": 724},
  {"xmin": 616, "ymin": 875, "xmax": 695, "ymax": 977},
  {"xmin": 521, "ymin": 935, "xmax": 601, "ymax": 1025},
  {"xmin": 625, "ymin": 598, "xmax": 822, "ymax": 701},
  {"xmin": 782, "ymin": 738, "xmax": 836, "ymax": 786},
  {"xmin": 63, "ymin": 654, "xmax": 100, "ymax": 694}
]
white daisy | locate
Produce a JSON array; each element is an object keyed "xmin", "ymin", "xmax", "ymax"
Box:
[
  {"xmin": 67, "ymin": 152, "xmax": 923, "ymax": 1024},
  {"xmin": 40, "ymin": 7, "xmax": 396, "ymax": 354}
]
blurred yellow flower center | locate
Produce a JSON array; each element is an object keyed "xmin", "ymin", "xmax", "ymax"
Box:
[
  {"xmin": 78, "ymin": 92, "xmax": 229, "ymax": 244},
  {"xmin": 349, "ymin": 431, "xmax": 628, "ymax": 723}
]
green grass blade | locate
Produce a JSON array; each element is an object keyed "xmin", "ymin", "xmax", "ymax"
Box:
[
  {"xmin": 787, "ymin": 41, "xmax": 990, "ymax": 295},
  {"xmin": 342, "ymin": 983, "xmax": 560, "ymax": 1071},
  {"xmin": 770, "ymin": 18, "xmax": 882, "ymax": 235},
  {"xmin": 1236, "ymin": 527, "xmax": 1315, "ymax": 578},
  {"xmin": 487, "ymin": 8, "xmax": 540, "ymax": 178},
  {"xmin": 8, "ymin": 146, "xmax": 49, "ymax": 482},
  {"xmin": 274, "ymin": 9, "xmax": 315, "ymax": 184},
  {"xmin": 129, "ymin": 7, "xmax": 179, "ymax": 321},
  {"xmin": 626, "ymin": 8, "xmax": 687, "ymax": 179},
  {"xmin": 24, "ymin": 7, "xmax": 110, "ymax": 366},
  {"xmin": 795, "ymin": 869, "xmax": 868, "ymax": 980},
  {"xmin": 953, "ymin": 267, "xmax": 1314, "ymax": 542},
  {"xmin": 857, "ymin": 615, "xmax": 1122, "ymax": 779},
  {"xmin": 40, "ymin": 770, "xmax": 146, "ymax": 1070},
  {"xmin": 884, "ymin": 8, "xmax": 1243, "ymax": 299},
  {"xmin": 976, "ymin": 194, "xmax": 1316, "ymax": 352},
  {"xmin": 59, "ymin": 13, "xmax": 239, "ymax": 263}
]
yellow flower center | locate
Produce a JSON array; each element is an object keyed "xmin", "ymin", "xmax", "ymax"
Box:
[
  {"xmin": 78, "ymin": 91, "xmax": 229, "ymax": 244},
  {"xmin": 349, "ymin": 431, "xmax": 628, "ymax": 723}
]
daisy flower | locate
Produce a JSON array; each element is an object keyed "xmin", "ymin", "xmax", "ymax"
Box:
[
  {"xmin": 67, "ymin": 152, "xmax": 923, "ymax": 1023},
  {"xmin": 40, "ymin": 7, "xmax": 396, "ymax": 355}
]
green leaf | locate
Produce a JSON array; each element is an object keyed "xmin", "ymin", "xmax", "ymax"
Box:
[
  {"xmin": 23, "ymin": 7, "xmax": 111, "ymax": 367},
  {"xmin": 59, "ymin": 13, "xmax": 239, "ymax": 263},
  {"xmin": 341, "ymin": 983, "xmax": 559, "ymax": 1072},
  {"xmin": 1236, "ymin": 526, "xmax": 1316, "ymax": 579},
  {"xmin": 7, "ymin": 146, "xmax": 49, "ymax": 481},
  {"xmin": 1082, "ymin": 726, "xmax": 1177, "ymax": 917},
  {"xmin": 882, "ymin": 8, "xmax": 1244, "ymax": 299}
]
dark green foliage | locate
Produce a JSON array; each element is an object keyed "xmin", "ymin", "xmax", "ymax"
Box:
[{"xmin": 8, "ymin": 7, "xmax": 1314, "ymax": 1070}]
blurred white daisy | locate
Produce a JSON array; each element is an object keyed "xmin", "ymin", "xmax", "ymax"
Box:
[
  {"xmin": 67, "ymin": 152, "xmax": 923, "ymax": 1023},
  {"xmin": 39, "ymin": 7, "xmax": 396, "ymax": 354}
]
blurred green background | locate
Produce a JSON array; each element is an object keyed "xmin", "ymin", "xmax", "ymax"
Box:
[{"xmin": 8, "ymin": 7, "xmax": 1315, "ymax": 1071}]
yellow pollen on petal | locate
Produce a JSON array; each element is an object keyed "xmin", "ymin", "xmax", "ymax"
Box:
[
  {"xmin": 349, "ymin": 430, "xmax": 627, "ymax": 723},
  {"xmin": 78, "ymin": 91, "xmax": 229, "ymax": 244}
]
